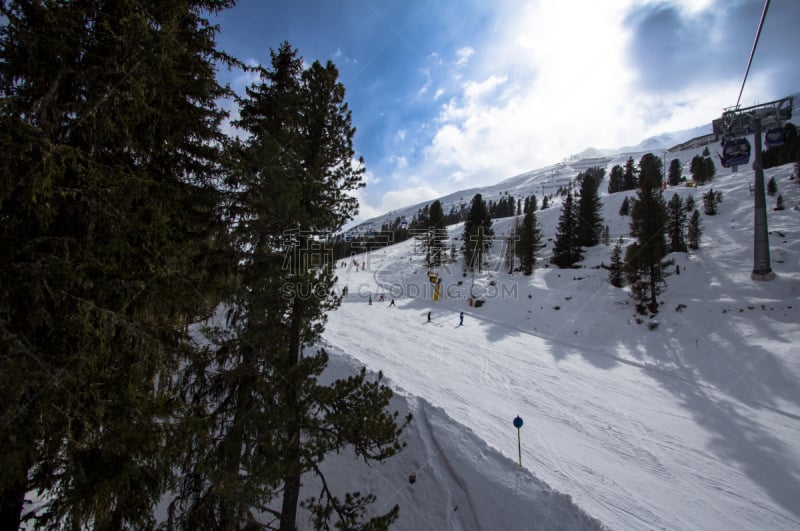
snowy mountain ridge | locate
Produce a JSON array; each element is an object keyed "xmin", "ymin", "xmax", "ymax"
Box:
[{"xmin": 350, "ymin": 122, "xmax": 714, "ymax": 234}]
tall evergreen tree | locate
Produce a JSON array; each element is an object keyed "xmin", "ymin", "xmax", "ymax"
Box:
[
  {"xmin": 619, "ymin": 196, "xmax": 631, "ymax": 216},
  {"xmin": 576, "ymin": 172, "xmax": 604, "ymax": 247},
  {"xmin": 702, "ymin": 188, "xmax": 722, "ymax": 215},
  {"xmin": 623, "ymin": 157, "xmax": 637, "ymax": 190},
  {"xmin": 608, "ymin": 164, "xmax": 624, "ymax": 194},
  {"xmin": 666, "ymin": 194, "xmax": 687, "ymax": 252},
  {"xmin": 690, "ymin": 155, "xmax": 704, "ymax": 184},
  {"xmin": 518, "ymin": 209, "xmax": 542, "ymax": 275},
  {"xmin": 550, "ymin": 192, "xmax": 582, "ymax": 268},
  {"xmin": 638, "ymin": 153, "xmax": 663, "ymax": 188},
  {"xmin": 687, "ymin": 209, "xmax": 702, "ymax": 250},
  {"xmin": 506, "ymin": 216, "xmax": 520, "ymax": 274},
  {"xmin": 685, "ymin": 194, "xmax": 695, "ymax": 212},
  {"xmin": 668, "ymin": 158, "xmax": 683, "ymax": 186},
  {"xmin": 0, "ymin": 1, "xmax": 234, "ymax": 527},
  {"xmin": 626, "ymin": 174, "xmax": 668, "ymax": 313},
  {"xmin": 767, "ymin": 176, "xmax": 777, "ymax": 196},
  {"xmin": 691, "ymin": 155, "xmax": 715, "ymax": 185},
  {"xmin": 609, "ymin": 237, "xmax": 625, "ymax": 288},
  {"xmin": 173, "ymin": 43, "xmax": 408, "ymax": 531},
  {"xmin": 462, "ymin": 194, "xmax": 494, "ymax": 272},
  {"xmin": 424, "ymin": 199, "xmax": 446, "ymax": 268}
]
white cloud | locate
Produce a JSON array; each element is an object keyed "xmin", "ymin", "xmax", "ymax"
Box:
[
  {"xmin": 407, "ymin": 0, "xmax": 736, "ymax": 195},
  {"xmin": 390, "ymin": 155, "xmax": 408, "ymax": 169},
  {"xmin": 345, "ymin": 166, "xmax": 384, "ymax": 228},
  {"xmin": 455, "ymin": 46, "xmax": 474, "ymax": 65},
  {"xmin": 355, "ymin": 0, "xmax": 771, "ymax": 224},
  {"xmin": 380, "ymin": 185, "xmax": 440, "ymax": 213},
  {"xmin": 461, "ymin": 75, "xmax": 507, "ymax": 102}
]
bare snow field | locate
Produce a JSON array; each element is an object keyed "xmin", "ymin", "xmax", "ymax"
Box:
[{"xmin": 321, "ymin": 156, "xmax": 800, "ymax": 530}]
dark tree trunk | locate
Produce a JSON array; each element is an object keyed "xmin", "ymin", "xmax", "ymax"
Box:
[
  {"xmin": 0, "ymin": 454, "xmax": 29, "ymax": 530},
  {"xmin": 279, "ymin": 308, "xmax": 303, "ymax": 531}
]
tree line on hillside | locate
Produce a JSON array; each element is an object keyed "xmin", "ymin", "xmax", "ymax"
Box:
[
  {"xmin": 0, "ymin": 4, "xmax": 408, "ymax": 530},
  {"xmin": 609, "ymin": 149, "xmax": 720, "ymax": 193},
  {"xmin": 607, "ymin": 154, "xmax": 704, "ymax": 314},
  {"xmin": 337, "ymin": 120, "xmax": 799, "ymax": 277},
  {"xmin": 384, "ymin": 138, "xmax": 796, "ymax": 318}
]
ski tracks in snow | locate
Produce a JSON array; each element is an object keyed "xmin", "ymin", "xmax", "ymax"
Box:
[{"xmin": 413, "ymin": 398, "xmax": 482, "ymax": 531}]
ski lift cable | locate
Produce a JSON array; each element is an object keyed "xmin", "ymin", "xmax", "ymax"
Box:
[{"xmin": 735, "ymin": 0, "xmax": 771, "ymax": 109}]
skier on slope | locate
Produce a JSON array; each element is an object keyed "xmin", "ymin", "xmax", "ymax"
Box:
[{"xmin": 459, "ymin": 311, "xmax": 464, "ymax": 326}]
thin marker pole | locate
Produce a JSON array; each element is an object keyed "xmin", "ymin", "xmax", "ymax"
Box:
[{"xmin": 513, "ymin": 415, "xmax": 524, "ymax": 467}]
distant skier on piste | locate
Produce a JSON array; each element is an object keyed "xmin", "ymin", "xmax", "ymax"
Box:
[
  {"xmin": 427, "ymin": 311, "xmax": 431, "ymax": 322},
  {"xmin": 389, "ymin": 298, "xmax": 396, "ymax": 307},
  {"xmin": 459, "ymin": 311, "xmax": 464, "ymax": 326}
]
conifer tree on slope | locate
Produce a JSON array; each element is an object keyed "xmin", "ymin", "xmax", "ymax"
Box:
[
  {"xmin": 626, "ymin": 174, "xmax": 668, "ymax": 313},
  {"xmin": 668, "ymin": 158, "xmax": 683, "ymax": 186},
  {"xmin": 619, "ymin": 196, "xmax": 631, "ymax": 216},
  {"xmin": 506, "ymin": 215, "xmax": 520, "ymax": 274},
  {"xmin": 463, "ymin": 193, "xmax": 494, "ymax": 272},
  {"xmin": 608, "ymin": 237, "xmax": 625, "ymax": 288},
  {"xmin": 425, "ymin": 199, "xmax": 446, "ymax": 268},
  {"xmin": 174, "ymin": 43, "xmax": 409, "ymax": 531},
  {"xmin": 608, "ymin": 164, "xmax": 624, "ymax": 194},
  {"xmin": 623, "ymin": 157, "xmax": 638, "ymax": 190},
  {"xmin": 518, "ymin": 209, "xmax": 542, "ymax": 275},
  {"xmin": 666, "ymin": 193, "xmax": 687, "ymax": 252},
  {"xmin": 576, "ymin": 172, "xmax": 604, "ymax": 247},
  {"xmin": 638, "ymin": 153, "xmax": 663, "ymax": 188},
  {"xmin": 0, "ymin": 1, "xmax": 234, "ymax": 527},
  {"xmin": 687, "ymin": 209, "xmax": 702, "ymax": 250},
  {"xmin": 551, "ymin": 192, "xmax": 583, "ymax": 268}
]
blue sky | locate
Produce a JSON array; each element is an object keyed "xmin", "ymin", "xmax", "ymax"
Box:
[{"xmin": 210, "ymin": 0, "xmax": 800, "ymax": 224}]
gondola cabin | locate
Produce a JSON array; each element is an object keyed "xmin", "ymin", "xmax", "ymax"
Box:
[
  {"xmin": 722, "ymin": 137, "xmax": 751, "ymax": 167},
  {"xmin": 765, "ymin": 127, "xmax": 785, "ymax": 149}
]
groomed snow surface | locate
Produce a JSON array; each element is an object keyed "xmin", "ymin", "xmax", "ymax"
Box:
[{"xmin": 316, "ymin": 159, "xmax": 800, "ymax": 530}]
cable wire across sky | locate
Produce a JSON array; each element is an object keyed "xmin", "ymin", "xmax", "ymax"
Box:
[{"xmin": 736, "ymin": 0, "xmax": 771, "ymax": 108}]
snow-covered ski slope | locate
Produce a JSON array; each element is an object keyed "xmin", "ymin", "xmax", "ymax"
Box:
[{"xmin": 323, "ymin": 156, "xmax": 800, "ymax": 530}]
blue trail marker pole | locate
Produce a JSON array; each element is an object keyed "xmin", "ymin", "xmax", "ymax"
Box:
[{"xmin": 513, "ymin": 416, "xmax": 524, "ymax": 467}]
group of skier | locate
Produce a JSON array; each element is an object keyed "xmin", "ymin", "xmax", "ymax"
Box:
[
  {"xmin": 363, "ymin": 294, "xmax": 465, "ymax": 325},
  {"xmin": 367, "ymin": 294, "xmax": 396, "ymax": 307}
]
